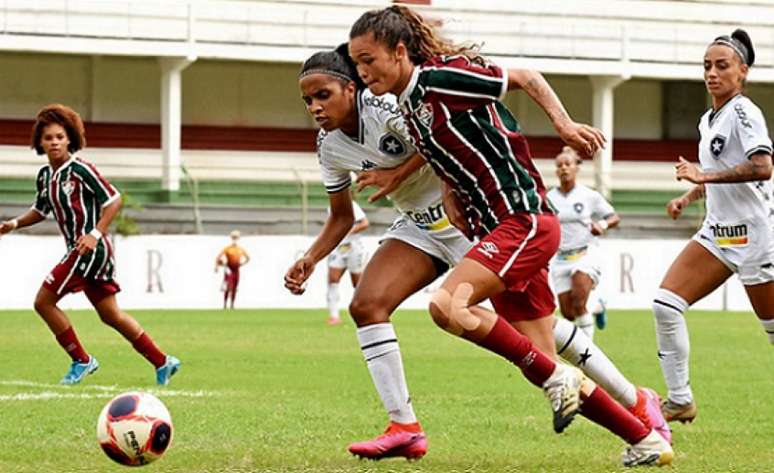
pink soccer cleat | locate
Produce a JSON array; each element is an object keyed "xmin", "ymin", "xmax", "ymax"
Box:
[
  {"xmin": 348, "ymin": 422, "xmax": 428, "ymax": 460},
  {"xmin": 629, "ymin": 387, "xmax": 672, "ymax": 445}
]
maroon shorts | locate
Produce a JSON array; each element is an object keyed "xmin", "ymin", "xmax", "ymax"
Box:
[
  {"xmin": 43, "ymin": 251, "xmax": 121, "ymax": 304},
  {"xmin": 465, "ymin": 213, "xmax": 560, "ymax": 322},
  {"xmin": 224, "ymin": 266, "xmax": 240, "ymax": 292}
]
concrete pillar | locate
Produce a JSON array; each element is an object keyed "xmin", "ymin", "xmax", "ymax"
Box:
[
  {"xmin": 590, "ymin": 75, "xmax": 625, "ymax": 199},
  {"xmin": 159, "ymin": 56, "xmax": 195, "ymax": 195}
]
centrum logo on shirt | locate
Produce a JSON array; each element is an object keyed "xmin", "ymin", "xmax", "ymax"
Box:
[
  {"xmin": 405, "ymin": 203, "xmax": 449, "ymax": 231},
  {"xmin": 710, "ymin": 223, "xmax": 748, "ymax": 247}
]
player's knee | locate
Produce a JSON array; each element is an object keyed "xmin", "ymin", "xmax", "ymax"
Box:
[
  {"xmin": 429, "ymin": 289, "xmax": 452, "ymax": 330},
  {"xmin": 33, "ymin": 293, "xmax": 49, "ymax": 314},
  {"xmin": 570, "ymin": 299, "xmax": 586, "ymax": 317},
  {"xmin": 97, "ymin": 307, "xmax": 122, "ymax": 327},
  {"xmin": 348, "ymin": 295, "xmax": 388, "ymax": 324}
]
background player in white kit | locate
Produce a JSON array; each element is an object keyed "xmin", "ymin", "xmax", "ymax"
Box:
[
  {"xmin": 325, "ymin": 199, "xmax": 369, "ymax": 325},
  {"xmin": 652, "ymin": 29, "xmax": 774, "ymax": 424},
  {"xmin": 548, "ymin": 146, "xmax": 620, "ymax": 339}
]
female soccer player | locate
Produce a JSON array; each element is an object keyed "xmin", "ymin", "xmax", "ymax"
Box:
[
  {"xmin": 285, "ymin": 46, "xmax": 473, "ymax": 460},
  {"xmin": 347, "ymin": 6, "xmax": 672, "ymax": 466},
  {"xmin": 548, "ymin": 146, "xmax": 620, "ymax": 339},
  {"xmin": 653, "ymin": 29, "xmax": 773, "ymax": 424},
  {"xmin": 324, "ymin": 200, "xmax": 369, "ymax": 325},
  {"xmin": 215, "ymin": 229, "xmax": 250, "ymax": 309},
  {"xmin": 288, "ymin": 44, "xmax": 669, "ymax": 461},
  {"xmin": 0, "ymin": 104, "xmax": 180, "ymax": 386}
]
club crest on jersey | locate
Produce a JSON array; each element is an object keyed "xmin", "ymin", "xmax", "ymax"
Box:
[
  {"xmin": 416, "ymin": 102, "xmax": 434, "ymax": 128},
  {"xmin": 573, "ymin": 202, "xmax": 584, "ymax": 214},
  {"xmin": 61, "ymin": 179, "xmax": 76, "ymax": 196},
  {"xmin": 378, "ymin": 133, "xmax": 406, "ymax": 156},
  {"xmin": 710, "ymin": 135, "xmax": 726, "ymax": 158}
]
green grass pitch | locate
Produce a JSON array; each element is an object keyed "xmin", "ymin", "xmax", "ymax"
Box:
[{"xmin": 0, "ymin": 308, "xmax": 772, "ymax": 472}]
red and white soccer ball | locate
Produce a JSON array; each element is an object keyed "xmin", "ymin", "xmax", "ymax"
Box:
[{"xmin": 96, "ymin": 391, "xmax": 173, "ymax": 466}]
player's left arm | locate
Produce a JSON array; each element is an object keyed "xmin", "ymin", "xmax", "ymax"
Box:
[
  {"xmin": 75, "ymin": 197, "xmax": 121, "ymax": 255},
  {"xmin": 355, "ymin": 153, "xmax": 426, "ymax": 203},
  {"xmin": 675, "ymin": 153, "xmax": 772, "ymax": 184},
  {"xmin": 348, "ymin": 216, "xmax": 370, "ymax": 235},
  {"xmin": 241, "ymin": 249, "xmax": 250, "ymax": 266},
  {"xmin": 590, "ymin": 193, "xmax": 620, "ymax": 236},
  {"xmin": 507, "ymin": 69, "xmax": 606, "ymax": 159}
]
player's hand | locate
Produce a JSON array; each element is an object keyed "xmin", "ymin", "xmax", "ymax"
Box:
[
  {"xmin": 666, "ymin": 196, "xmax": 688, "ymax": 220},
  {"xmin": 557, "ymin": 121, "xmax": 606, "ymax": 158},
  {"xmin": 0, "ymin": 220, "xmax": 17, "ymax": 236},
  {"xmin": 356, "ymin": 168, "xmax": 401, "ymax": 203},
  {"xmin": 75, "ymin": 234, "xmax": 98, "ymax": 255},
  {"xmin": 442, "ymin": 188, "xmax": 474, "ymax": 241},
  {"xmin": 675, "ymin": 156, "xmax": 703, "ymax": 183},
  {"xmin": 284, "ymin": 255, "xmax": 315, "ymax": 295},
  {"xmin": 590, "ymin": 221, "xmax": 606, "ymax": 236}
]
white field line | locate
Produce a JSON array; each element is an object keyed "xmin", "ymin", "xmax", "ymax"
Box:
[{"xmin": 0, "ymin": 380, "xmax": 219, "ymax": 402}]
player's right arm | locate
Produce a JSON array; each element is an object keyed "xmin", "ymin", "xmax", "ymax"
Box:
[
  {"xmin": 284, "ymin": 189, "xmax": 355, "ymax": 295},
  {"xmin": 355, "ymin": 153, "xmax": 426, "ymax": 203},
  {"xmin": 507, "ymin": 69, "xmax": 605, "ymax": 158},
  {"xmin": 667, "ymin": 184, "xmax": 705, "ymax": 220},
  {"xmin": 214, "ymin": 250, "xmax": 225, "ymax": 272},
  {"xmin": 3, "ymin": 166, "xmax": 54, "ymax": 235},
  {"xmin": 0, "ymin": 208, "xmax": 46, "ymax": 236}
]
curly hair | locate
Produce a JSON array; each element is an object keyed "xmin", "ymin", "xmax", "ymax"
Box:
[
  {"xmin": 31, "ymin": 104, "xmax": 86, "ymax": 156},
  {"xmin": 350, "ymin": 5, "xmax": 485, "ymax": 66}
]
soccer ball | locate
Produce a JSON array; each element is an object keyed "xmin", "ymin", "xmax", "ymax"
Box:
[{"xmin": 96, "ymin": 391, "xmax": 173, "ymax": 466}]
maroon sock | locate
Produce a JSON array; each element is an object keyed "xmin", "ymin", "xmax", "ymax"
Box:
[
  {"xmin": 131, "ymin": 332, "xmax": 167, "ymax": 368},
  {"xmin": 477, "ymin": 316, "xmax": 556, "ymax": 387},
  {"xmin": 55, "ymin": 326, "xmax": 90, "ymax": 363},
  {"xmin": 581, "ymin": 386, "xmax": 650, "ymax": 444}
]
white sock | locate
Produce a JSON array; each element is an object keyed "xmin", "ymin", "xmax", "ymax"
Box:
[
  {"xmin": 760, "ymin": 318, "xmax": 774, "ymax": 345},
  {"xmin": 357, "ymin": 323, "xmax": 417, "ymax": 424},
  {"xmin": 554, "ymin": 317, "xmax": 637, "ymax": 407},
  {"xmin": 653, "ymin": 288, "xmax": 692, "ymax": 405},
  {"xmin": 327, "ymin": 282, "xmax": 340, "ymax": 319},
  {"xmin": 574, "ymin": 313, "xmax": 595, "ymax": 340}
]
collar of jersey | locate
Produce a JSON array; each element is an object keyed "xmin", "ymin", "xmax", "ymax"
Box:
[
  {"xmin": 398, "ymin": 66, "xmax": 421, "ymax": 108},
  {"xmin": 708, "ymin": 93, "xmax": 743, "ymax": 126},
  {"xmin": 50, "ymin": 155, "xmax": 76, "ymax": 179}
]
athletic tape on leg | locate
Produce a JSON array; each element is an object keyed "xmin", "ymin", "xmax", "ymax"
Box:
[{"xmin": 430, "ymin": 284, "xmax": 481, "ymax": 333}]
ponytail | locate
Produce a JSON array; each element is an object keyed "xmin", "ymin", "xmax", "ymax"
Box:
[{"xmin": 350, "ymin": 5, "xmax": 485, "ymax": 66}]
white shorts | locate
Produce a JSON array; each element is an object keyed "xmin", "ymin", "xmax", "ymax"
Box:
[
  {"xmin": 328, "ymin": 239, "xmax": 368, "ymax": 273},
  {"xmin": 550, "ymin": 246, "xmax": 601, "ymax": 295},
  {"xmin": 693, "ymin": 218, "xmax": 774, "ymax": 286},
  {"xmin": 381, "ymin": 216, "xmax": 473, "ymax": 267}
]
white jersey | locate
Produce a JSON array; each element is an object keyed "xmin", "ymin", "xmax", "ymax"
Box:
[
  {"xmin": 698, "ymin": 94, "xmax": 774, "ymax": 228},
  {"xmin": 317, "ymin": 89, "xmax": 451, "ymax": 233},
  {"xmin": 547, "ymin": 184, "xmax": 615, "ymax": 251},
  {"xmin": 327, "ymin": 201, "xmax": 367, "ymax": 245}
]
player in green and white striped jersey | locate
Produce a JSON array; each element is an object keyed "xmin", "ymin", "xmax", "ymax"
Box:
[{"xmin": 0, "ymin": 104, "xmax": 180, "ymax": 386}]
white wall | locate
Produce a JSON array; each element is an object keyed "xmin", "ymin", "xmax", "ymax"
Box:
[{"xmin": 0, "ymin": 235, "xmax": 753, "ymax": 313}]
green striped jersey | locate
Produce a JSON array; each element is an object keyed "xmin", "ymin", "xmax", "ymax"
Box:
[{"xmin": 397, "ymin": 55, "xmax": 553, "ymax": 236}]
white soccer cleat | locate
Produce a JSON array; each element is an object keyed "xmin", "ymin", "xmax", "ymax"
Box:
[
  {"xmin": 542, "ymin": 364, "xmax": 584, "ymax": 433},
  {"xmin": 621, "ymin": 429, "xmax": 674, "ymax": 467}
]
